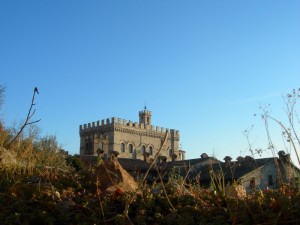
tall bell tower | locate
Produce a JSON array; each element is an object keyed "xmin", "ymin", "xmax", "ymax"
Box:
[{"xmin": 139, "ymin": 106, "xmax": 152, "ymax": 125}]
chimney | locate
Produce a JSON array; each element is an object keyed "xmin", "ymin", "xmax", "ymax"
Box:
[
  {"xmin": 236, "ymin": 156, "xmax": 244, "ymax": 165},
  {"xmin": 244, "ymin": 155, "xmax": 255, "ymax": 167},
  {"xmin": 236, "ymin": 156, "xmax": 243, "ymax": 162},
  {"xmin": 143, "ymin": 152, "xmax": 150, "ymax": 163},
  {"xmin": 278, "ymin": 150, "xmax": 290, "ymax": 162},
  {"xmin": 97, "ymin": 148, "xmax": 104, "ymax": 157},
  {"xmin": 286, "ymin": 153, "xmax": 291, "ymax": 162},
  {"xmin": 244, "ymin": 155, "xmax": 254, "ymax": 161},
  {"xmin": 110, "ymin": 151, "xmax": 119, "ymax": 161},
  {"xmin": 223, "ymin": 156, "xmax": 232, "ymax": 165},
  {"xmin": 201, "ymin": 153, "xmax": 208, "ymax": 159}
]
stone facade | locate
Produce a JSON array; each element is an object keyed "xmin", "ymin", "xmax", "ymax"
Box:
[
  {"xmin": 79, "ymin": 108, "xmax": 185, "ymax": 162},
  {"xmin": 239, "ymin": 155, "xmax": 300, "ymax": 192}
]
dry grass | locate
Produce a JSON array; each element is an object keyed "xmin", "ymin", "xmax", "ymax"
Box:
[{"xmin": 1, "ymin": 87, "xmax": 300, "ymax": 224}]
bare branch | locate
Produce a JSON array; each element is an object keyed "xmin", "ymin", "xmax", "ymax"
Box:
[
  {"xmin": 5, "ymin": 87, "xmax": 41, "ymax": 148},
  {"xmin": 27, "ymin": 119, "xmax": 41, "ymax": 126}
]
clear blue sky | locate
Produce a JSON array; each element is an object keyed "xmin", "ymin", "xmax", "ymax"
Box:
[{"xmin": 1, "ymin": 1, "xmax": 299, "ymax": 164}]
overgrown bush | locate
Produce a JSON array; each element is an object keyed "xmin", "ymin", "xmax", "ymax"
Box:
[{"xmin": 66, "ymin": 154, "xmax": 84, "ymax": 171}]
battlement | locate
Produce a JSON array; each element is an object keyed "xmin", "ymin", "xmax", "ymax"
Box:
[
  {"xmin": 79, "ymin": 117, "xmax": 179, "ymax": 136},
  {"xmin": 139, "ymin": 109, "xmax": 152, "ymax": 116}
]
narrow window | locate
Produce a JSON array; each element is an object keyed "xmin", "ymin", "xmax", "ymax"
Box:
[
  {"xmin": 85, "ymin": 142, "xmax": 89, "ymax": 154},
  {"xmin": 268, "ymin": 175, "xmax": 274, "ymax": 186},
  {"xmin": 169, "ymin": 149, "xmax": 173, "ymax": 157},
  {"xmin": 89, "ymin": 141, "xmax": 93, "ymax": 154},
  {"xmin": 250, "ymin": 177, "xmax": 256, "ymax": 190},
  {"xmin": 98, "ymin": 142, "xmax": 103, "ymax": 150},
  {"xmin": 141, "ymin": 145, "xmax": 146, "ymax": 154},
  {"xmin": 121, "ymin": 143, "xmax": 125, "ymax": 152},
  {"xmin": 129, "ymin": 144, "xmax": 133, "ymax": 153},
  {"xmin": 149, "ymin": 146, "xmax": 153, "ymax": 155},
  {"xmin": 86, "ymin": 138, "xmax": 93, "ymax": 155}
]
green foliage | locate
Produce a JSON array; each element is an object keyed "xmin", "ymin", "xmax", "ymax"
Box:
[{"xmin": 66, "ymin": 154, "xmax": 84, "ymax": 171}]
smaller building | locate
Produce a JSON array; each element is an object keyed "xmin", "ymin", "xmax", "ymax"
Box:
[
  {"xmin": 179, "ymin": 151, "xmax": 300, "ymax": 192},
  {"xmin": 238, "ymin": 151, "xmax": 300, "ymax": 192}
]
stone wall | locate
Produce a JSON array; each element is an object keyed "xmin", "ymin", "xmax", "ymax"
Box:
[{"xmin": 239, "ymin": 160, "xmax": 297, "ymax": 192}]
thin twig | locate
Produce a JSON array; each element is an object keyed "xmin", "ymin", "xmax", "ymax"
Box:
[
  {"xmin": 155, "ymin": 166, "xmax": 176, "ymax": 211},
  {"xmin": 266, "ymin": 114, "xmax": 300, "ymax": 165},
  {"xmin": 6, "ymin": 87, "xmax": 40, "ymax": 148}
]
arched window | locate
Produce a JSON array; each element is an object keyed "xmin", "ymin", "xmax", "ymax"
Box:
[
  {"xmin": 128, "ymin": 144, "xmax": 133, "ymax": 153},
  {"xmin": 121, "ymin": 143, "xmax": 125, "ymax": 152},
  {"xmin": 149, "ymin": 146, "xmax": 153, "ymax": 155},
  {"xmin": 169, "ymin": 149, "xmax": 173, "ymax": 157},
  {"xmin": 98, "ymin": 142, "xmax": 103, "ymax": 150},
  {"xmin": 141, "ymin": 145, "xmax": 146, "ymax": 155}
]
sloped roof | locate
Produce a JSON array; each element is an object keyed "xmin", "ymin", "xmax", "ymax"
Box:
[
  {"xmin": 180, "ymin": 157, "xmax": 276, "ymax": 181},
  {"xmin": 179, "ymin": 156, "xmax": 300, "ymax": 182},
  {"xmin": 277, "ymin": 159, "xmax": 300, "ymax": 177},
  {"xmin": 117, "ymin": 157, "xmax": 218, "ymax": 172},
  {"xmin": 163, "ymin": 157, "xmax": 219, "ymax": 169},
  {"xmin": 118, "ymin": 158, "xmax": 151, "ymax": 171}
]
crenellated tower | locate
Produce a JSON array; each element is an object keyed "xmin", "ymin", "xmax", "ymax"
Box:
[{"xmin": 139, "ymin": 106, "xmax": 152, "ymax": 125}]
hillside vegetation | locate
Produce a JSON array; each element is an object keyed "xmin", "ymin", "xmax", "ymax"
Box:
[{"xmin": 0, "ymin": 87, "xmax": 300, "ymax": 225}]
